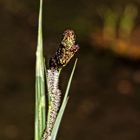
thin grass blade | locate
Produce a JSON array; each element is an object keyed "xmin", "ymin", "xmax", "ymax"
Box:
[
  {"xmin": 50, "ymin": 58, "xmax": 78, "ymax": 140},
  {"xmin": 35, "ymin": 0, "xmax": 46, "ymax": 140}
]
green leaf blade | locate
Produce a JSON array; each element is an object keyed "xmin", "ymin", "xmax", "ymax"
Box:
[
  {"xmin": 50, "ymin": 59, "xmax": 78, "ymax": 140},
  {"xmin": 35, "ymin": 0, "xmax": 46, "ymax": 140}
]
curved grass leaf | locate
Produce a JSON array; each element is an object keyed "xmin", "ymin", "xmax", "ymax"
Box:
[{"xmin": 50, "ymin": 58, "xmax": 78, "ymax": 140}]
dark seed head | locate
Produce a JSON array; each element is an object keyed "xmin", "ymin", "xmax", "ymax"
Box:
[{"xmin": 49, "ymin": 29, "xmax": 79, "ymax": 70}]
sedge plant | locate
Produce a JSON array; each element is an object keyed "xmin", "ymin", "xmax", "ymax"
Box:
[{"xmin": 35, "ymin": 0, "xmax": 79, "ymax": 140}]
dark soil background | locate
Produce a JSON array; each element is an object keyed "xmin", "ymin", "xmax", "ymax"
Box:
[{"xmin": 1, "ymin": 0, "xmax": 140, "ymax": 140}]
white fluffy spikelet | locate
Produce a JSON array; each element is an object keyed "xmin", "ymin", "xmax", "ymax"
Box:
[{"xmin": 42, "ymin": 69, "xmax": 61, "ymax": 140}]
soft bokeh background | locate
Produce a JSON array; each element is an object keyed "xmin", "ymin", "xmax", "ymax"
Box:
[{"xmin": 1, "ymin": 0, "xmax": 140, "ymax": 140}]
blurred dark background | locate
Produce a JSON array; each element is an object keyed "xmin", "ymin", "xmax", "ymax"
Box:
[{"xmin": 1, "ymin": 0, "xmax": 140, "ymax": 140}]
